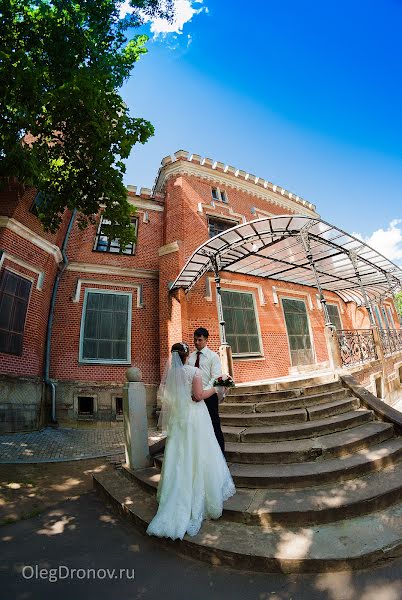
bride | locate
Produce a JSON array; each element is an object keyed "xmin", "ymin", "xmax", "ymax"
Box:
[{"xmin": 146, "ymin": 341, "xmax": 236, "ymax": 540}]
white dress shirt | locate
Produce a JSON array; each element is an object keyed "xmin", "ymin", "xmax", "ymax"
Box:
[{"xmin": 188, "ymin": 346, "xmax": 222, "ymax": 389}]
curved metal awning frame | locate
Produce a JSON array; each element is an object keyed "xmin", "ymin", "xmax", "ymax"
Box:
[{"xmin": 171, "ymin": 215, "xmax": 402, "ymax": 306}]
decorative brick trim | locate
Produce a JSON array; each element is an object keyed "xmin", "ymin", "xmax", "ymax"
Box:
[
  {"xmin": 154, "ymin": 153, "xmax": 318, "ymax": 217},
  {"xmin": 72, "ymin": 278, "xmax": 144, "ymax": 306},
  {"xmin": 204, "ymin": 276, "xmax": 266, "ymax": 306},
  {"xmin": 67, "ymin": 262, "xmax": 158, "ymax": 280},
  {"xmin": 158, "ymin": 241, "xmax": 180, "ymax": 257},
  {"xmin": 0, "ymin": 250, "xmax": 45, "ymax": 290},
  {"xmin": 0, "ymin": 217, "xmax": 63, "ymax": 262}
]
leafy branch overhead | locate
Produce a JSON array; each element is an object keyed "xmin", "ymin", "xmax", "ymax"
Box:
[{"xmin": 0, "ymin": 0, "xmax": 173, "ymax": 246}]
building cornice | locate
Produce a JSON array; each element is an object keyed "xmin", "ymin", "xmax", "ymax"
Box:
[
  {"xmin": 153, "ymin": 151, "xmax": 318, "ymax": 218},
  {"xmin": 67, "ymin": 262, "xmax": 158, "ymax": 280},
  {"xmin": 0, "ymin": 217, "xmax": 63, "ymax": 262},
  {"xmin": 158, "ymin": 241, "xmax": 180, "ymax": 257},
  {"xmin": 127, "ymin": 196, "xmax": 164, "ymax": 212},
  {"xmin": 0, "ymin": 250, "xmax": 45, "ymax": 290}
]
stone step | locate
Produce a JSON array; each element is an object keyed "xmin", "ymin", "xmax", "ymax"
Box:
[
  {"xmin": 221, "ymin": 407, "xmax": 308, "ymax": 427},
  {"xmin": 306, "ymin": 396, "xmax": 360, "ymax": 420},
  {"xmin": 224, "ymin": 421, "xmax": 394, "ymax": 464},
  {"xmin": 223, "ymin": 462, "xmax": 402, "ymax": 526},
  {"xmin": 93, "ymin": 469, "xmax": 402, "ymax": 572},
  {"xmin": 221, "ymin": 388, "xmax": 349, "ymax": 412},
  {"xmin": 121, "ymin": 438, "xmax": 402, "ymax": 527},
  {"xmin": 221, "ymin": 398, "xmax": 362, "ymax": 428},
  {"xmin": 227, "ymin": 374, "xmax": 338, "ymax": 396},
  {"xmin": 228, "ymin": 438, "xmax": 402, "ymax": 488},
  {"xmin": 223, "ymin": 409, "xmax": 374, "ymax": 443},
  {"xmin": 227, "ymin": 379, "xmax": 343, "ymax": 400}
]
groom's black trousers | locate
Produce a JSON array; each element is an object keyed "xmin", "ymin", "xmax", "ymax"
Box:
[{"xmin": 205, "ymin": 393, "xmax": 225, "ymax": 456}]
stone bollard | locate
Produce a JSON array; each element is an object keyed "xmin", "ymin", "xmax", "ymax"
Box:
[{"xmin": 123, "ymin": 367, "xmax": 152, "ymax": 470}]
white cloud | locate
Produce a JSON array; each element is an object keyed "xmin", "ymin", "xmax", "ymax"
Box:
[
  {"xmin": 352, "ymin": 219, "xmax": 402, "ymax": 265},
  {"xmin": 120, "ymin": 0, "xmax": 207, "ymax": 37}
]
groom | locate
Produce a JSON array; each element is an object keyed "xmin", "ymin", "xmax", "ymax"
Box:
[{"xmin": 189, "ymin": 327, "xmax": 225, "ymax": 456}]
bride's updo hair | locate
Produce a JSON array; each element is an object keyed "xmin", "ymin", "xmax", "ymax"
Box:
[{"xmin": 171, "ymin": 342, "xmax": 190, "ymax": 365}]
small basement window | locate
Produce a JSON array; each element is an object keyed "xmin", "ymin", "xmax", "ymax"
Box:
[
  {"xmin": 115, "ymin": 397, "xmax": 123, "ymax": 418},
  {"xmin": 78, "ymin": 396, "xmax": 94, "ymax": 418}
]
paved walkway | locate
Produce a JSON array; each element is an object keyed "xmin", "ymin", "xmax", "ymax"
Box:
[
  {"xmin": 0, "ymin": 426, "xmax": 165, "ymax": 464},
  {"xmin": 0, "ymin": 427, "xmax": 126, "ymax": 463}
]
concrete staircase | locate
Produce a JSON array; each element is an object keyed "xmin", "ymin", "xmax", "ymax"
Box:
[{"xmin": 93, "ymin": 375, "xmax": 402, "ymax": 573}]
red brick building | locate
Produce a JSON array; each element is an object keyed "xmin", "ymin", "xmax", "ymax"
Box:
[{"xmin": 1, "ymin": 151, "xmax": 401, "ymax": 432}]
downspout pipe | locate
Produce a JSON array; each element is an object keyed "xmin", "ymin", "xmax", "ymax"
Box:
[{"xmin": 44, "ymin": 209, "xmax": 77, "ymax": 424}]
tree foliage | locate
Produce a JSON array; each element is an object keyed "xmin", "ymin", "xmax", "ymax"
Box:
[{"xmin": 0, "ymin": 0, "xmax": 173, "ymax": 245}]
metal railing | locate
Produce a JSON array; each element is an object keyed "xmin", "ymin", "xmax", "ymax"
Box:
[
  {"xmin": 379, "ymin": 328, "xmax": 402, "ymax": 357},
  {"xmin": 336, "ymin": 329, "xmax": 378, "ymax": 367}
]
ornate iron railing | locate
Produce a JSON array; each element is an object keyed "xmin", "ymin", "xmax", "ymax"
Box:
[
  {"xmin": 379, "ymin": 329, "xmax": 402, "ymax": 356},
  {"xmin": 336, "ymin": 329, "xmax": 378, "ymax": 367}
]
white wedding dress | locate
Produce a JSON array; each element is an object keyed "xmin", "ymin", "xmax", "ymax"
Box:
[{"xmin": 146, "ymin": 364, "xmax": 236, "ymax": 540}]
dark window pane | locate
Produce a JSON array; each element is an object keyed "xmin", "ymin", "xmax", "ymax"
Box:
[
  {"xmin": 99, "ymin": 312, "xmax": 113, "ymax": 339},
  {"xmin": 113, "ymin": 341, "xmax": 127, "ymax": 360},
  {"xmin": 83, "ymin": 339, "xmax": 97, "ymax": 359},
  {"xmin": 249, "ymin": 336, "xmax": 260, "ymax": 353},
  {"xmin": 84, "ymin": 310, "xmax": 98, "ymax": 339},
  {"xmin": 0, "ymin": 296, "xmax": 13, "ymax": 329},
  {"xmin": 87, "ymin": 293, "xmax": 101, "ymax": 310},
  {"xmin": 0, "ymin": 271, "xmax": 31, "ymax": 356},
  {"xmin": 114, "ymin": 314, "xmax": 128, "ymax": 340},
  {"xmin": 237, "ymin": 336, "xmax": 249, "ymax": 353},
  {"xmin": 98, "ymin": 340, "xmax": 113, "ymax": 359},
  {"xmin": 101, "ymin": 294, "xmax": 114, "ymax": 310}
]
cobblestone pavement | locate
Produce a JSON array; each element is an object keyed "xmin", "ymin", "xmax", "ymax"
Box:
[
  {"xmin": 0, "ymin": 426, "xmax": 165, "ymax": 464},
  {"xmin": 0, "ymin": 427, "xmax": 126, "ymax": 463}
]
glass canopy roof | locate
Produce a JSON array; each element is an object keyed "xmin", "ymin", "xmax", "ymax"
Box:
[{"xmin": 171, "ymin": 215, "xmax": 402, "ymax": 305}]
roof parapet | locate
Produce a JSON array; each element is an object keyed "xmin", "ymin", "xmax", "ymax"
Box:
[{"xmin": 155, "ymin": 149, "xmax": 317, "ymax": 212}]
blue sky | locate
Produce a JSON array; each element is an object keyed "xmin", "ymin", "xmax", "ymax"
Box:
[{"xmin": 120, "ymin": 0, "xmax": 402, "ymax": 265}]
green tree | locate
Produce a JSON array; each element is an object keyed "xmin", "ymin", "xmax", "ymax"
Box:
[{"xmin": 0, "ymin": 0, "xmax": 172, "ymax": 245}]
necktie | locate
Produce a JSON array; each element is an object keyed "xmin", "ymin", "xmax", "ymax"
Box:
[{"xmin": 194, "ymin": 351, "xmax": 202, "ymax": 368}]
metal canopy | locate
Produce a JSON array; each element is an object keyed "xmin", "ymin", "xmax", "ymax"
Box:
[{"xmin": 171, "ymin": 215, "xmax": 402, "ymax": 305}]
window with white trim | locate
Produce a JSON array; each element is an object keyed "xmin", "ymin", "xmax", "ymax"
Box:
[
  {"xmin": 79, "ymin": 290, "xmax": 132, "ymax": 363},
  {"xmin": 94, "ymin": 216, "xmax": 138, "ymax": 255},
  {"xmin": 211, "ymin": 187, "xmax": 228, "ymax": 203},
  {"xmin": 0, "ymin": 270, "xmax": 32, "ymax": 355},
  {"xmin": 221, "ymin": 290, "xmax": 262, "ymax": 355},
  {"xmin": 327, "ymin": 303, "xmax": 342, "ymax": 330}
]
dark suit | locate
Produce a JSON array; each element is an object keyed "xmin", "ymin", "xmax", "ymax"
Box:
[{"xmin": 204, "ymin": 392, "xmax": 225, "ymax": 456}]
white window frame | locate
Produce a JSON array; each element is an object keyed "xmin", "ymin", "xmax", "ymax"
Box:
[
  {"xmin": 211, "ymin": 186, "xmax": 228, "ymax": 203},
  {"xmin": 221, "ymin": 288, "xmax": 263, "ymax": 358},
  {"xmin": 79, "ymin": 288, "xmax": 132, "ymax": 365},
  {"xmin": 280, "ymin": 295, "xmax": 316, "ymax": 367}
]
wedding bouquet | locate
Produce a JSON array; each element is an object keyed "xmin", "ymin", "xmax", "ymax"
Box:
[{"xmin": 213, "ymin": 374, "xmax": 235, "ymax": 388}]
